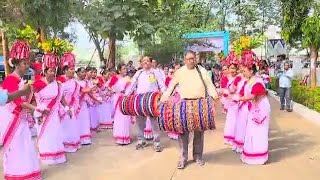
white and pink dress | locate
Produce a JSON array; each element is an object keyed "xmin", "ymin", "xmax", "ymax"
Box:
[
  {"xmin": 109, "ymin": 75, "xmax": 132, "ymax": 145},
  {"xmin": 76, "ymin": 80, "xmax": 92, "ymax": 145},
  {"xmin": 58, "ymin": 76, "xmax": 81, "ymax": 153},
  {"xmin": 88, "ymin": 80, "xmax": 100, "ymax": 132},
  {"xmin": 223, "ymin": 75, "xmax": 241, "ymax": 145},
  {"xmin": 241, "ymin": 76, "xmax": 270, "ymax": 165},
  {"xmin": 233, "ymin": 77, "xmax": 249, "ymax": 153},
  {"xmin": 33, "ymin": 79, "xmax": 66, "ymax": 165},
  {"xmin": 144, "ymin": 118, "xmax": 154, "ymax": 140},
  {"xmin": 0, "ymin": 73, "xmax": 42, "ymax": 180},
  {"xmin": 97, "ymin": 77, "xmax": 113, "ymax": 129}
]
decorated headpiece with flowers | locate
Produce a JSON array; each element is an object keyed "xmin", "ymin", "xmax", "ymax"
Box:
[
  {"xmin": 38, "ymin": 38, "xmax": 75, "ymax": 71},
  {"xmin": 231, "ymin": 34, "xmax": 265, "ymax": 68},
  {"xmin": 60, "ymin": 41, "xmax": 75, "ymax": 68},
  {"xmin": 9, "ymin": 25, "xmax": 37, "ymax": 65},
  {"xmin": 224, "ymin": 51, "xmax": 239, "ymax": 66}
]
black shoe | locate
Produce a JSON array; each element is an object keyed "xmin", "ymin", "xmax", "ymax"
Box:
[
  {"xmin": 280, "ymin": 106, "xmax": 285, "ymax": 110},
  {"xmin": 286, "ymin": 109, "xmax": 293, "ymax": 112}
]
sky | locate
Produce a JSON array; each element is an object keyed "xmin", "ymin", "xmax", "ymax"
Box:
[{"xmin": 66, "ymin": 22, "xmax": 94, "ymax": 49}]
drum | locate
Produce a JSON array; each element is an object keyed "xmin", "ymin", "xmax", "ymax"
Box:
[
  {"xmin": 120, "ymin": 92, "xmax": 161, "ymax": 117},
  {"xmin": 158, "ymin": 97, "xmax": 215, "ymax": 133}
]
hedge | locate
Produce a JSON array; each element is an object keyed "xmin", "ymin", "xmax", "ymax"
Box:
[{"xmin": 270, "ymin": 77, "xmax": 320, "ymax": 112}]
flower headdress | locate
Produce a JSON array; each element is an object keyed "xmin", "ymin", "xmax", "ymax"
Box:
[
  {"xmin": 224, "ymin": 51, "xmax": 239, "ymax": 66},
  {"xmin": 9, "ymin": 25, "xmax": 37, "ymax": 65},
  {"xmin": 231, "ymin": 35, "xmax": 265, "ymax": 68},
  {"xmin": 38, "ymin": 38, "xmax": 75, "ymax": 71}
]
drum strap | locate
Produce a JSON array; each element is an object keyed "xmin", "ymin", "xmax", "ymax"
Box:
[
  {"xmin": 196, "ymin": 65, "xmax": 209, "ymax": 98},
  {"xmin": 129, "ymin": 70, "xmax": 143, "ymax": 95}
]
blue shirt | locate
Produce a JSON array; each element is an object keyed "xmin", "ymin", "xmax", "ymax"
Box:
[
  {"xmin": 0, "ymin": 90, "xmax": 8, "ymax": 105},
  {"xmin": 278, "ymin": 69, "xmax": 294, "ymax": 88}
]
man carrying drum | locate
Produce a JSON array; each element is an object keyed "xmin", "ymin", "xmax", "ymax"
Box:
[
  {"xmin": 125, "ymin": 56, "xmax": 166, "ymax": 152},
  {"xmin": 160, "ymin": 51, "xmax": 219, "ymax": 169}
]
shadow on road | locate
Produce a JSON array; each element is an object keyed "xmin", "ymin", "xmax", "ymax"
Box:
[{"xmin": 203, "ymin": 98, "xmax": 317, "ymax": 166}]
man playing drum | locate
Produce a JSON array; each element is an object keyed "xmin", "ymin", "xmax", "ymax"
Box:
[
  {"xmin": 160, "ymin": 51, "xmax": 219, "ymax": 169},
  {"xmin": 126, "ymin": 56, "xmax": 166, "ymax": 152}
]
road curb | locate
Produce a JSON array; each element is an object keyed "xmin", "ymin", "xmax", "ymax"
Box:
[{"xmin": 268, "ymin": 89, "xmax": 320, "ymax": 126}]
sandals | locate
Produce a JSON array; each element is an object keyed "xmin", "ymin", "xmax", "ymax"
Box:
[
  {"xmin": 177, "ymin": 161, "xmax": 186, "ymax": 169},
  {"xmin": 154, "ymin": 144, "xmax": 162, "ymax": 152},
  {"xmin": 194, "ymin": 159, "xmax": 205, "ymax": 166},
  {"xmin": 135, "ymin": 141, "xmax": 147, "ymax": 150}
]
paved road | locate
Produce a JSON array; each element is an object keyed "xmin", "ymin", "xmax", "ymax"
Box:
[{"xmin": 1, "ymin": 97, "xmax": 320, "ymax": 180}]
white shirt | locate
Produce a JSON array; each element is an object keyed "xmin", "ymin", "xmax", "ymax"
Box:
[{"xmin": 126, "ymin": 68, "xmax": 166, "ymax": 95}]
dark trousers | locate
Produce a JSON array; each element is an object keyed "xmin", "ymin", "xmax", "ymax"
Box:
[
  {"xmin": 279, "ymin": 87, "xmax": 292, "ymax": 109},
  {"xmin": 178, "ymin": 131, "xmax": 204, "ymax": 162}
]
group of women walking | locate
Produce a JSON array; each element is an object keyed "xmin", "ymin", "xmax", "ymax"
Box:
[
  {"xmin": 0, "ymin": 56, "xmax": 183, "ymax": 180},
  {"xmin": 0, "ymin": 53, "xmax": 271, "ymax": 180},
  {"xmin": 220, "ymin": 60, "xmax": 270, "ymax": 165}
]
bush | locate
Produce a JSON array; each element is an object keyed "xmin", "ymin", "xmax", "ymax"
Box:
[{"xmin": 270, "ymin": 77, "xmax": 320, "ymax": 112}]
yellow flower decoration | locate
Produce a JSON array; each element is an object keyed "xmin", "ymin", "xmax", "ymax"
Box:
[
  {"xmin": 39, "ymin": 38, "xmax": 74, "ymax": 56},
  {"xmin": 232, "ymin": 35, "xmax": 265, "ymax": 55},
  {"xmin": 149, "ymin": 75, "xmax": 156, "ymax": 83}
]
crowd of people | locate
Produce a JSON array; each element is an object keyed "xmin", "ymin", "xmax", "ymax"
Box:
[{"xmin": 0, "ymin": 50, "xmax": 272, "ymax": 179}]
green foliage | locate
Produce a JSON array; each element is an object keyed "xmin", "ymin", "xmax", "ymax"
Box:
[
  {"xmin": 270, "ymin": 77, "xmax": 320, "ymax": 112},
  {"xmin": 21, "ymin": 0, "xmax": 74, "ymax": 33},
  {"xmin": 75, "ymin": 0, "xmax": 170, "ymax": 63},
  {"xmin": 213, "ymin": 0, "xmax": 281, "ymax": 36},
  {"xmin": 5, "ymin": 25, "xmax": 37, "ymax": 46},
  {"xmin": 0, "ymin": 0, "xmax": 24, "ymax": 24},
  {"xmin": 77, "ymin": 0, "xmax": 160, "ymax": 41},
  {"xmin": 0, "ymin": 0, "xmax": 76, "ymax": 41},
  {"xmin": 8, "ymin": 25, "xmax": 37, "ymax": 41},
  {"xmin": 144, "ymin": 0, "xmax": 219, "ymax": 63},
  {"xmin": 280, "ymin": 0, "xmax": 314, "ymax": 47},
  {"xmin": 301, "ymin": 16, "xmax": 320, "ymax": 49}
]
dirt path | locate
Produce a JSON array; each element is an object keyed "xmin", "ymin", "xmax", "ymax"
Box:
[{"xmin": 1, "ymin": 97, "xmax": 320, "ymax": 180}]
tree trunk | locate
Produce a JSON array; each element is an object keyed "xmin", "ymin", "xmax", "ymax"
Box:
[
  {"xmin": 40, "ymin": 27, "xmax": 47, "ymax": 42},
  {"xmin": 107, "ymin": 34, "xmax": 116, "ymax": 68},
  {"xmin": 2, "ymin": 31, "xmax": 11, "ymax": 76},
  {"xmin": 309, "ymin": 45, "xmax": 318, "ymax": 88}
]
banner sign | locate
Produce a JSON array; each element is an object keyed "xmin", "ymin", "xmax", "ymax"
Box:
[{"xmin": 183, "ymin": 31, "xmax": 230, "ymax": 56}]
